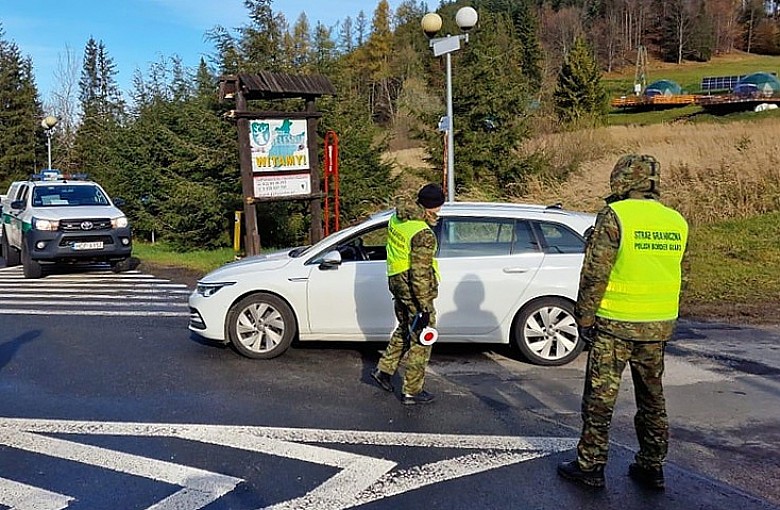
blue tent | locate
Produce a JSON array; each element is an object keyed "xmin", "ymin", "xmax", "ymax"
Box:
[
  {"xmin": 644, "ymin": 79, "xmax": 683, "ymax": 97},
  {"xmin": 733, "ymin": 72, "xmax": 780, "ymax": 98}
]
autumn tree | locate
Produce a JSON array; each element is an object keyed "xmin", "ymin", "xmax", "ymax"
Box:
[{"xmin": 47, "ymin": 45, "xmax": 80, "ymax": 172}]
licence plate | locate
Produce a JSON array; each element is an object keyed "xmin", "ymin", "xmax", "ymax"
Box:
[{"xmin": 72, "ymin": 241, "xmax": 104, "ymax": 250}]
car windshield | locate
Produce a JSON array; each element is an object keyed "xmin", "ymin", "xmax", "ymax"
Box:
[{"xmin": 32, "ymin": 185, "xmax": 110, "ymax": 207}]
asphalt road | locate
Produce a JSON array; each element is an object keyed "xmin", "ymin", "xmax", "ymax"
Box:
[{"xmin": 0, "ymin": 264, "xmax": 778, "ymax": 509}]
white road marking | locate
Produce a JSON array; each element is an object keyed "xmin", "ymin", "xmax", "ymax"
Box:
[
  {"xmin": 0, "ymin": 281, "xmax": 187, "ymax": 288},
  {"xmin": 0, "ymin": 417, "xmax": 577, "ymax": 510},
  {"xmin": 0, "ymin": 309, "xmax": 187, "ymax": 316},
  {"xmin": 0, "ymin": 293, "xmax": 186, "ymax": 300},
  {"xmin": 0, "ymin": 267, "xmax": 190, "ymax": 316},
  {"xmin": 0, "ymin": 428, "xmax": 240, "ymax": 510},
  {"xmin": 0, "ymin": 299, "xmax": 188, "ymax": 308},
  {"xmin": 0, "ymin": 477, "xmax": 73, "ymax": 510}
]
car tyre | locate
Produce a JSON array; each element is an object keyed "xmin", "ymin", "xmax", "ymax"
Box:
[
  {"xmin": 2, "ymin": 229, "xmax": 21, "ymax": 266},
  {"xmin": 21, "ymin": 241, "xmax": 43, "ymax": 279},
  {"xmin": 512, "ymin": 297, "xmax": 583, "ymax": 366},
  {"xmin": 227, "ymin": 293, "xmax": 296, "ymax": 359}
]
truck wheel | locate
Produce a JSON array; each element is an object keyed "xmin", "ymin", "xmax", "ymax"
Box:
[
  {"xmin": 21, "ymin": 242, "xmax": 43, "ymax": 279},
  {"xmin": 2, "ymin": 230, "xmax": 21, "ymax": 266},
  {"xmin": 111, "ymin": 258, "xmax": 129, "ymax": 273}
]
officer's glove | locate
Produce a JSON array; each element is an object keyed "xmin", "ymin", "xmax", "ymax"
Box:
[
  {"xmin": 416, "ymin": 311, "xmax": 430, "ymax": 330},
  {"xmin": 578, "ymin": 325, "xmax": 596, "ymax": 350}
]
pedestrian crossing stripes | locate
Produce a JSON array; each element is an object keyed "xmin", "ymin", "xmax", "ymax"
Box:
[{"xmin": 0, "ymin": 266, "xmax": 190, "ymax": 317}]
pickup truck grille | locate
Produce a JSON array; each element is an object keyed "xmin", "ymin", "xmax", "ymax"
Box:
[{"xmin": 60, "ymin": 218, "xmax": 112, "ymax": 231}]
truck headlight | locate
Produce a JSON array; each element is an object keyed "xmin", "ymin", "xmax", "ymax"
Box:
[
  {"xmin": 112, "ymin": 216, "xmax": 129, "ymax": 228},
  {"xmin": 196, "ymin": 282, "xmax": 235, "ymax": 297},
  {"xmin": 33, "ymin": 218, "xmax": 59, "ymax": 231}
]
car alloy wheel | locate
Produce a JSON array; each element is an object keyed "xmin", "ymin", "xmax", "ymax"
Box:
[
  {"xmin": 513, "ymin": 297, "xmax": 583, "ymax": 366},
  {"xmin": 227, "ymin": 293, "xmax": 296, "ymax": 359}
]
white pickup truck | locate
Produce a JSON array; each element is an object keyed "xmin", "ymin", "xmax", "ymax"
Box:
[{"xmin": 0, "ymin": 172, "xmax": 132, "ymax": 278}]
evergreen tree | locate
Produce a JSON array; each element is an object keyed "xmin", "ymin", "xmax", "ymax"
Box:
[
  {"xmin": 241, "ymin": 0, "xmax": 286, "ymax": 71},
  {"xmin": 311, "ymin": 22, "xmax": 337, "ymax": 74},
  {"xmin": 116, "ymin": 59, "xmax": 237, "ymax": 248},
  {"xmin": 657, "ymin": 0, "xmax": 695, "ymax": 63},
  {"xmin": 688, "ymin": 0, "xmax": 715, "ymax": 61},
  {"xmin": 476, "ymin": 0, "xmax": 544, "ymax": 89},
  {"xmin": 452, "ymin": 12, "xmax": 535, "ymax": 194},
  {"xmin": 415, "ymin": 11, "xmax": 535, "ymax": 196},
  {"xmin": 73, "ymin": 37, "xmax": 124, "ymax": 189},
  {"xmin": 513, "ymin": 0, "xmax": 544, "ymax": 90},
  {"xmin": 195, "ymin": 58, "xmax": 215, "ymax": 97},
  {"xmin": 320, "ymin": 92, "xmax": 399, "ymax": 224},
  {"xmin": 338, "ymin": 16, "xmax": 355, "ymax": 53},
  {"xmin": 553, "ymin": 36, "xmax": 608, "ymax": 124},
  {"xmin": 356, "ymin": 10, "xmax": 369, "ymax": 46},
  {"xmin": 740, "ymin": 0, "xmax": 768, "ymax": 53},
  {"xmin": 0, "ymin": 26, "xmax": 44, "ymax": 186}
]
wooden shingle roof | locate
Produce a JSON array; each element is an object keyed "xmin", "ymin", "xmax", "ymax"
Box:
[{"xmin": 219, "ymin": 71, "xmax": 336, "ymax": 101}]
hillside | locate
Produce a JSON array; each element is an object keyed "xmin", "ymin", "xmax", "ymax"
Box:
[{"xmin": 387, "ymin": 115, "xmax": 780, "ymax": 324}]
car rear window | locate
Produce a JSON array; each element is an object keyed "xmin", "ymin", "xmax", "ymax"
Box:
[{"xmin": 438, "ymin": 218, "xmax": 515, "ymax": 257}]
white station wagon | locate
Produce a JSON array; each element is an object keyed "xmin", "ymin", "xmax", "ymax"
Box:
[{"xmin": 189, "ymin": 202, "xmax": 596, "ymax": 366}]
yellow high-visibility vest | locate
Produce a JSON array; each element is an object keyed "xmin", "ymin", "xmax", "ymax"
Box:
[
  {"xmin": 596, "ymin": 199, "xmax": 688, "ymax": 322},
  {"xmin": 386, "ymin": 214, "xmax": 440, "ymax": 279}
]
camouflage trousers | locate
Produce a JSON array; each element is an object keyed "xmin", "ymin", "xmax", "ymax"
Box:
[
  {"xmin": 376, "ymin": 299, "xmax": 436, "ymax": 395},
  {"xmin": 577, "ymin": 332, "xmax": 668, "ymax": 471}
]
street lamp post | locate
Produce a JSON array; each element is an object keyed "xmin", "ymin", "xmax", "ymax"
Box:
[
  {"xmin": 40, "ymin": 115, "xmax": 58, "ymax": 170},
  {"xmin": 422, "ymin": 7, "xmax": 478, "ymax": 203}
]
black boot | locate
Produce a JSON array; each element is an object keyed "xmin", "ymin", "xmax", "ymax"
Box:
[
  {"xmin": 628, "ymin": 462, "xmax": 665, "ymax": 489},
  {"xmin": 371, "ymin": 369, "xmax": 394, "ymax": 392},
  {"xmin": 402, "ymin": 390, "xmax": 436, "ymax": 405},
  {"xmin": 557, "ymin": 460, "xmax": 605, "ymax": 488}
]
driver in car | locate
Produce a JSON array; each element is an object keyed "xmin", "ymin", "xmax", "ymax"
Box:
[{"xmin": 371, "ymin": 183, "xmax": 445, "ymax": 405}]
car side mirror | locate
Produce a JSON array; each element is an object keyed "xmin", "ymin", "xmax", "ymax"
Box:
[
  {"xmin": 10, "ymin": 200, "xmax": 25, "ymax": 210},
  {"xmin": 113, "ymin": 197, "xmax": 125, "ymax": 207},
  {"xmin": 319, "ymin": 250, "xmax": 342, "ymax": 270}
]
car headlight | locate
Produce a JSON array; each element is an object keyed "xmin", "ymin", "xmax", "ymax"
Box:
[
  {"xmin": 33, "ymin": 217, "xmax": 59, "ymax": 231},
  {"xmin": 112, "ymin": 216, "xmax": 129, "ymax": 228},
  {"xmin": 196, "ymin": 282, "xmax": 236, "ymax": 297}
]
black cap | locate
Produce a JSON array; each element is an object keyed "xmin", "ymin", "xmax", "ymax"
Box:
[{"xmin": 417, "ymin": 183, "xmax": 446, "ymax": 209}]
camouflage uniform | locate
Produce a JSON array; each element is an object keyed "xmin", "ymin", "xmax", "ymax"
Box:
[
  {"xmin": 574, "ymin": 154, "xmax": 689, "ymax": 472},
  {"xmin": 376, "ymin": 198, "xmax": 439, "ymax": 396}
]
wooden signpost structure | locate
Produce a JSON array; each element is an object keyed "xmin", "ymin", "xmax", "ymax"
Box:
[{"xmin": 218, "ymin": 72, "xmax": 337, "ymax": 256}]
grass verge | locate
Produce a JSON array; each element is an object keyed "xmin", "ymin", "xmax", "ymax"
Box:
[
  {"xmin": 684, "ymin": 212, "xmax": 780, "ymax": 303},
  {"xmin": 132, "ymin": 242, "xmax": 236, "ymax": 275}
]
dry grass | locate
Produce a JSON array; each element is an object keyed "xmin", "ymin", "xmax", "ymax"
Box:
[
  {"xmin": 384, "ymin": 116, "xmax": 780, "ymax": 225},
  {"xmin": 518, "ymin": 117, "xmax": 780, "ymax": 224}
]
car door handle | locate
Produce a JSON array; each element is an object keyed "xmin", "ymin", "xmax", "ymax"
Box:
[{"xmin": 503, "ymin": 267, "xmax": 529, "ymax": 274}]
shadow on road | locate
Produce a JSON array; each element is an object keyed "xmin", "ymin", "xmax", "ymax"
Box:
[{"xmin": 0, "ymin": 330, "xmax": 41, "ymax": 370}]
